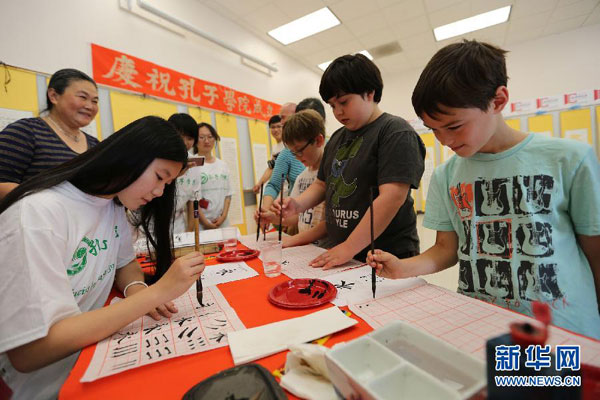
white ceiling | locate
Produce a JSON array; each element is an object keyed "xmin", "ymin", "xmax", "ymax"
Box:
[{"xmin": 199, "ymin": 0, "xmax": 600, "ymax": 78}]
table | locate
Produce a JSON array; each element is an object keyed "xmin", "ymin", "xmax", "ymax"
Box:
[
  {"xmin": 60, "ymin": 241, "xmax": 600, "ymax": 399},
  {"xmin": 59, "ymin": 244, "xmax": 373, "ymax": 399}
]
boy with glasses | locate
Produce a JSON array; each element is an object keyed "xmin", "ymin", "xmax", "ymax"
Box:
[{"xmin": 260, "ymin": 109, "xmax": 328, "ymax": 247}]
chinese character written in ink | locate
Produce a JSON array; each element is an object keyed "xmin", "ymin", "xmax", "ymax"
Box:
[
  {"xmin": 195, "ymin": 301, "xmax": 213, "ymax": 310},
  {"xmin": 524, "ymin": 345, "xmax": 552, "ymax": 371},
  {"xmin": 556, "ymin": 345, "xmax": 580, "ymax": 371},
  {"xmin": 114, "ymin": 331, "xmax": 138, "ymax": 345},
  {"xmin": 217, "ymin": 268, "xmax": 235, "ymax": 276},
  {"xmin": 335, "ymin": 280, "xmax": 355, "ymax": 290},
  {"xmin": 111, "ymin": 343, "xmax": 137, "ymax": 358},
  {"xmin": 210, "ymin": 332, "xmax": 227, "ymax": 343},
  {"xmin": 143, "ymin": 322, "xmax": 168, "ymax": 335},
  {"xmin": 174, "ymin": 316, "xmax": 193, "ymax": 327},
  {"xmin": 495, "ymin": 345, "xmax": 521, "ymax": 371},
  {"xmin": 102, "ymin": 55, "xmax": 142, "ymax": 88}
]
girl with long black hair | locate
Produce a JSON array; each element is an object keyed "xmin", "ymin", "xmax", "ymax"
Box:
[{"xmin": 0, "ymin": 116, "xmax": 205, "ymax": 400}]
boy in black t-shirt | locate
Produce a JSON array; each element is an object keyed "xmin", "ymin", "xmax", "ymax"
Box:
[{"xmin": 273, "ymin": 54, "xmax": 426, "ymax": 269}]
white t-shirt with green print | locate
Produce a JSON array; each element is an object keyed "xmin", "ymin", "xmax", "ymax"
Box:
[
  {"xmin": 198, "ymin": 158, "xmax": 233, "ymax": 230},
  {"xmin": 0, "ymin": 182, "xmax": 135, "ymax": 400}
]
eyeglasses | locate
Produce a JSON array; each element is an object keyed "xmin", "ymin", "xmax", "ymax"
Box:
[
  {"xmin": 287, "ymin": 139, "xmax": 314, "ymax": 157},
  {"xmin": 198, "ymin": 135, "xmax": 215, "ymax": 142}
]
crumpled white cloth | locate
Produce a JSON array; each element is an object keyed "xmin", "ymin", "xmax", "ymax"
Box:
[{"xmin": 280, "ymin": 344, "xmax": 338, "ymax": 400}]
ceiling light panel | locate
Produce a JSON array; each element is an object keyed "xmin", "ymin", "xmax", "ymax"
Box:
[
  {"xmin": 268, "ymin": 7, "xmax": 340, "ymax": 45},
  {"xmin": 433, "ymin": 5, "xmax": 512, "ymax": 41}
]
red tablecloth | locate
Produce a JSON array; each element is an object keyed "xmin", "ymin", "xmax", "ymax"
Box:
[{"xmin": 59, "ymin": 244, "xmax": 373, "ymax": 399}]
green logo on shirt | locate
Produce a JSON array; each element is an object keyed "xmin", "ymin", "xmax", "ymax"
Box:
[{"xmin": 67, "ymin": 236, "xmax": 109, "ymax": 275}]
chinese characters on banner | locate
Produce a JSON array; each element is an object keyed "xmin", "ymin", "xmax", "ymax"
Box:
[{"xmin": 91, "ymin": 44, "xmax": 280, "ymax": 121}]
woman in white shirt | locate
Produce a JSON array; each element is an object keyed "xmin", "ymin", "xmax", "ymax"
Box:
[
  {"xmin": 195, "ymin": 122, "xmax": 233, "ymax": 230},
  {"xmin": 0, "ymin": 116, "xmax": 205, "ymax": 400}
]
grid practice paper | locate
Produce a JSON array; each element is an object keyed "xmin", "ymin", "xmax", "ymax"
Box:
[
  {"xmin": 81, "ymin": 285, "xmax": 244, "ymax": 382},
  {"xmin": 349, "ymin": 282, "xmax": 600, "ymax": 366}
]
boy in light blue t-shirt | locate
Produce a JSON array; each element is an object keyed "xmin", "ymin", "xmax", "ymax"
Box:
[{"xmin": 368, "ymin": 40, "xmax": 600, "ymax": 339}]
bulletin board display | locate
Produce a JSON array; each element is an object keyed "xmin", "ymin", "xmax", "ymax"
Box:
[
  {"xmin": 527, "ymin": 114, "xmax": 554, "ymax": 138},
  {"xmin": 419, "ymin": 133, "xmax": 436, "ymax": 212},
  {"xmin": 0, "ymin": 66, "xmax": 38, "ymax": 131},
  {"xmin": 110, "ymin": 91, "xmax": 177, "ymax": 131},
  {"xmin": 0, "ymin": 66, "xmax": 38, "ymax": 113},
  {"xmin": 248, "ymin": 120, "xmax": 270, "ymax": 187},
  {"xmin": 215, "ymin": 113, "xmax": 247, "ymax": 235},
  {"xmin": 560, "ymin": 108, "xmax": 593, "ymax": 145},
  {"xmin": 505, "ymin": 118, "xmax": 521, "ymax": 131}
]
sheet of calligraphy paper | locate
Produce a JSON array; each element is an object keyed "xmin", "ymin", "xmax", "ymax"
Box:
[
  {"xmin": 228, "ymin": 306, "xmax": 358, "ymax": 365},
  {"xmin": 321, "ymin": 266, "xmax": 425, "ymax": 306},
  {"xmin": 201, "ymin": 261, "xmax": 258, "ymax": 287},
  {"xmin": 349, "ymin": 283, "xmax": 600, "ymax": 366},
  {"xmin": 279, "ymin": 245, "xmax": 364, "ymax": 279},
  {"xmin": 238, "ymin": 231, "xmax": 287, "ymax": 250},
  {"xmin": 81, "ymin": 285, "xmax": 244, "ymax": 382}
]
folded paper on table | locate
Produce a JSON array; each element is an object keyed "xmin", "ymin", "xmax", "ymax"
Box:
[{"xmin": 227, "ymin": 307, "xmax": 357, "ymax": 365}]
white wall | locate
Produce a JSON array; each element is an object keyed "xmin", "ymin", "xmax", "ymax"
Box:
[
  {"xmin": 380, "ymin": 23, "xmax": 600, "ymax": 121},
  {"xmin": 0, "ymin": 0, "xmax": 334, "ymax": 127}
]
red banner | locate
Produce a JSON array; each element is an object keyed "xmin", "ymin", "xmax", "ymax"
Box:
[{"xmin": 91, "ymin": 44, "xmax": 280, "ymax": 121}]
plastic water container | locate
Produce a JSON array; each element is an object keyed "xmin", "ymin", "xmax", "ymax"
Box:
[{"xmin": 325, "ymin": 321, "xmax": 486, "ymax": 400}]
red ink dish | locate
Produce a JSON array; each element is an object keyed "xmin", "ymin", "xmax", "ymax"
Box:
[
  {"xmin": 268, "ymin": 278, "xmax": 337, "ymax": 309},
  {"xmin": 216, "ymin": 249, "xmax": 260, "ymax": 262}
]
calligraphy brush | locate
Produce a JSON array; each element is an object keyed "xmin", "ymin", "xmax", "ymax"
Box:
[
  {"xmin": 278, "ymin": 173, "xmax": 285, "ymax": 242},
  {"xmin": 370, "ymin": 187, "xmax": 376, "ymax": 299},
  {"xmin": 256, "ymin": 183, "xmax": 264, "ymax": 241},
  {"xmin": 194, "ymin": 200, "xmax": 204, "ymax": 307}
]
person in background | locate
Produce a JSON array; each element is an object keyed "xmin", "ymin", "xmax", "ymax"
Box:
[
  {"xmin": 252, "ymin": 115, "xmax": 283, "ymax": 193},
  {"xmin": 368, "ymin": 40, "xmax": 600, "ymax": 339},
  {"xmin": 0, "ymin": 68, "xmax": 100, "ymax": 199},
  {"xmin": 260, "ymin": 109, "xmax": 327, "ymax": 247},
  {"xmin": 0, "ymin": 116, "xmax": 205, "ymax": 400},
  {"xmin": 258, "ymin": 102, "xmax": 304, "ymax": 218},
  {"xmin": 275, "ymin": 55, "xmax": 425, "ymax": 269},
  {"xmin": 195, "ymin": 122, "xmax": 233, "ymax": 230},
  {"xmin": 168, "ymin": 113, "xmax": 203, "ymax": 234},
  {"xmin": 257, "ymin": 98, "xmax": 327, "ymax": 233}
]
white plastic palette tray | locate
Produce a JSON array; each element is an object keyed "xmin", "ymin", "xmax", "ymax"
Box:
[{"xmin": 325, "ymin": 321, "xmax": 486, "ymax": 400}]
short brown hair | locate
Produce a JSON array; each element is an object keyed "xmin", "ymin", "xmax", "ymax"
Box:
[
  {"xmin": 412, "ymin": 40, "xmax": 508, "ymax": 118},
  {"xmin": 282, "ymin": 109, "xmax": 324, "ymax": 145}
]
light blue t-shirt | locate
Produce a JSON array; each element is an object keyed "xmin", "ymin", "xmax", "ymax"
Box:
[{"xmin": 424, "ymin": 134, "xmax": 600, "ymax": 339}]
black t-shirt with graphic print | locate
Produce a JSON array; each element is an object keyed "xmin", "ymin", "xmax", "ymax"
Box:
[{"xmin": 317, "ymin": 112, "xmax": 426, "ymax": 261}]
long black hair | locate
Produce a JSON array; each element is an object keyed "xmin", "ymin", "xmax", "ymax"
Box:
[{"xmin": 0, "ymin": 116, "xmax": 188, "ymax": 282}]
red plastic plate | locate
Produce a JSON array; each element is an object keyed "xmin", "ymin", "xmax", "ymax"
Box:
[
  {"xmin": 268, "ymin": 279, "xmax": 337, "ymax": 309},
  {"xmin": 216, "ymin": 249, "xmax": 260, "ymax": 262}
]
